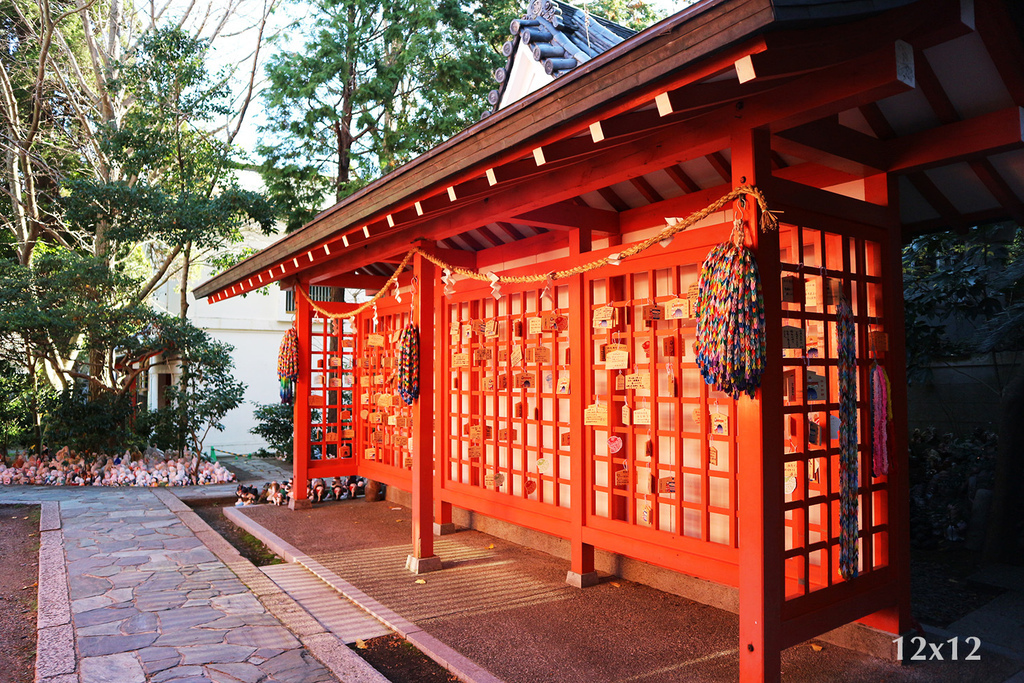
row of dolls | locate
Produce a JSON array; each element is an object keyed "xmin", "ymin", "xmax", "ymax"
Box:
[
  {"xmin": 0, "ymin": 448, "xmax": 235, "ymax": 487},
  {"xmin": 234, "ymin": 476, "xmax": 367, "ymax": 506}
]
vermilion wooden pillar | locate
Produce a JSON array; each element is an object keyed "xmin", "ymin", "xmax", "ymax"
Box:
[
  {"xmin": 407, "ymin": 246, "xmax": 443, "ymax": 573},
  {"xmin": 290, "ymin": 284, "xmax": 313, "ymax": 510},
  {"xmin": 567, "ymin": 228, "xmax": 597, "ymax": 587},
  {"xmin": 734, "ymin": 126, "xmax": 785, "ymax": 683},
  {"xmin": 433, "ymin": 241, "xmax": 455, "ymax": 535}
]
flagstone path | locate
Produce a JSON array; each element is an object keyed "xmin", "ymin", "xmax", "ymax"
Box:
[{"xmin": 1, "ymin": 485, "xmax": 386, "ymax": 683}]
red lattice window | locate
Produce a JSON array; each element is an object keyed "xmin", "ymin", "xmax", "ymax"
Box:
[{"xmin": 778, "ymin": 223, "xmax": 890, "ymax": 600}]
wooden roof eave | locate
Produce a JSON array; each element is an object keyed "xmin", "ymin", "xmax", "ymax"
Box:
[
  {"xmin": 195, "ymin": 0, "xmax": 969, "ymax": 302},
  {"xmin": 194, "ymin": 0, "xmax": 782, "ymax": 300}
]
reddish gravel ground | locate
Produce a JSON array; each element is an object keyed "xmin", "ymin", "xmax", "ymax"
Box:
[{"xmin": 0, "ymin": 505, "xmax": 39, "ymax": 683}]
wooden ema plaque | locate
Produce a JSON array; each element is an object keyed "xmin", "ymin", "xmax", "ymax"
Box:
[
  {"xmin": 473, "ymin": 348, "xmax": 493, "ymax": 362},
  {"xmin": 584, "ymin": 403, "xmax": 609, "ymax": 426},
  {"xmin": 667, "ymin": 297, "xmax": 690, "ymax": 319},
  {"xmin": 560, "ymin": 432, "xmax": 571, "ymax": 447},
  {"xmin": 404, "ymin": 455, "xmax": 414, "ymax": 468},
  {"xmin": 633, "ymin": 407, "xmax": 652, "ymax": 425},
  {"xmin": 394, "ymin": 435, "xmax": 410, "ymax": 448},
  {"xmin": 688, "ymin": 284, "xmax": 701, "ymax": 316},
  {"xmin": 708, "ymin": 445, "xmax": 719, "ymax": 467},
  {"xmin": 525, "ymin": 346, "xmax": 551, "ymax": 363},
  {"xmin": 592, "ymin": 305, "xmax": 615, "ymax": 328},
  {"xmin": 514, "ymin": 372, "xmax": 535, "ymax": 389},
  {"xmin": 484, "ymin": 472, "xmax": 505, "ymax": 489},
  {"xmin": 468, "ymin": 445, "xmax": 482, "ymax": 460},
  {"xmin": 527, "ymin": 317, "xmax": 543, "ymax": 335},
  {"xmin": 710, "ymin": 412, "xmax": 729, "ymax": 436},
  {"xmin": 614, "ymin": 468, "xmax": 629, "ymax": 487},
  {"xmin": 485, "ymin": 319, "xmax": 499, "ymax": 338},
  {"xmin": 869, "ymin": 330, "xmax": 889, "ymax": 354},
  {"xmin": 497, "ymin": 428, "xmax": 518, "ymax": 442},
  {"xmin": 806, "ymin": 371, "xmax": 826, "ymax": 402},
  {"xmin": 367, "ymin": 333, "xmax": 385, "ymax": 348},
  {"xmin": 782, "ymin": 326, "xmax": 806, "ymax": 349},
  {"xmin": 658, "ymin": 476, "xmax": 676, "ymax": 494},
  {"xmin": 329, "ymin": 356, "xmax": 343, "ymax": 367},
  {"xmin": 541, "ymin": 312, "xmax": 568, "ymax": 332},
  {"xmin": 452, "ymin": 352, "xmax": 471, "ymax": 368},
  {"xmin": 642, "ymin": 304, "xmax": 663, "ymax": 321},
  {"xmin": 781, "ymin": 275, "xmax": 804, "ymax": 304},
  {"xmin": 606, "ymin": 349, "xmax": 629, "ymax": 370},
  {"xmin": 625, "ymin": 372, "xmax": 650, "ymax": 390}
]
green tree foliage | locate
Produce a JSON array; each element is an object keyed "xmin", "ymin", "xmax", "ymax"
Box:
[
  {"xmin": 587, "ymin": 0, "xmax": 665, "ymax": 32},
  {"xmin": 250, "ymin": 402, "xmax": 295, "ymax": 457},
  {"xmin": 258, "ymin": 0, "xmax": 521, "ymax": 231},
  {"xmin": 902, "ymin": 224, "xmax": 1024, "ymax": 564},
  {"xmin": 903, "ymin": 224, "xmax": 1023, "ymax": 379}
]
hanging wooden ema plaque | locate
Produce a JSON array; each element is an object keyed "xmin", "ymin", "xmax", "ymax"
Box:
[
  {"xmin": 710, "ymin": 408, "xmax": 729, "ymax": 436},
  {"xmin": 625, "ymin": 372, "xmax": 650, "ymax": 390},
  {"xmin": 606, "ymin": 347, "xmax": 629, "ymax": 371},
  {"xmin": 667, "ymin": 297, "xmax": 690, "ymax": 319},
  {"xmin": 806, "ymin": 370, "xmax": 827, "ymax": 402},
  {"xmin": 593, "ymin": 305, "xmax": 616, "ymax": 328},
  {"xmin": 614, "ymin": 464, "xmax": 629, "ymax": 487},
  {"xmin": 367, "ymin": 333, "xmax": 385, "ymax": 348},
  {"xmin": 584, "ymin": 402, "xmax": 609, "ymax": 426}
]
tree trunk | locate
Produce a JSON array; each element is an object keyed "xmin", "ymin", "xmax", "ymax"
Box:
[
  {"xmin": 983, "ymin": 361, "xmax": 1024, "ymax": 563},
  {"xmin": 180, "ymin": 241, "xmax": 192, "ymax": 319}
]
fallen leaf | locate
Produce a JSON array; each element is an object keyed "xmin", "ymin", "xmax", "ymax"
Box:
[
  {"xmin": 487, "ymin": 544, "xmax": 495, "ymax": 549},
  {"xmin": 355, "ymin": 639, "xmax": 368, "ymax": 649},
  {"xmin": 610, "ymin": 582, "xmax": 621, "ymax": 588},
  {"xmin": 810, "ymin": 644, "xmax": 823, "ymax": 652},
  {"xmin": 395, "ymin": 519, "xmax": 403, "ymax": 522},
  {"xmin": 390, "ymin": 507, "xmax": 402, "ymax": 510},
  {"xmin": 414, "ymin": 578, "xmax": 426, "ymax": 584}
]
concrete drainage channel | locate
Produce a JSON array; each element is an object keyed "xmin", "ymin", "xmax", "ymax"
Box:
[{"xmin": 181, "ymin": 495, "xmax": 483, "ymax": 683}]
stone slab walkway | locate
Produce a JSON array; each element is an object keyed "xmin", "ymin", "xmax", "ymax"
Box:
[
  {"xmin": 0, "ymin": 484, "xmax": 383, "ymax": 683},
  {"xmin": 261, "ymin": 564, "xmax": 391, "ymax": 644}
]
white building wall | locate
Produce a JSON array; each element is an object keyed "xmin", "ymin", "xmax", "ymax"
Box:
[{"xmin": 149, "ymin": 261, "xmax": 294, "ymax": 456}]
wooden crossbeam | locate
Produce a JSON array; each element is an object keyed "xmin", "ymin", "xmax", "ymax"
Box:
[
  {"xmin": 511, "ymin": 202, "xmax": 620, "ymax": 233},
  {"xmin": 774, "ymin": 117, "xmax": 888, "ymax": 174},
  {"xmin": 888, "ymin": 106, "xmax": 1024, "ymax": 173}
]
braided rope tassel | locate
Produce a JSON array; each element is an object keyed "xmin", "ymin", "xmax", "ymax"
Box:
[
  {"xmin": 871, "ymin": 363, "xmax": 890, "ymax": 476},
  {"xmin": 397, "ymin": 324, "xmax": 420, "ymax": 405},
  {"xmin": 837, "ymin": 298, "xmax": 859, "ymax": 580},
  {"xmin": 277, "ymin": 326, "xmax": 299, "ymax": 405},
  {"xmin": 694, "ymin": 228, "xmax": 766, "ymax": 399}
]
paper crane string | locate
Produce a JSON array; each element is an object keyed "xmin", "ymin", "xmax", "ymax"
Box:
[
  {"xmin": 837, "ymin": 297, "xmax": 859, "ymax": 581},
  {"xmin": 693, "ymin": 219, "xmax": 766, "ymax": 399},
  {"xmin": 871, "ymin": 362, "xmax": 892, "ymax": 477},
  {"xmin": 277, "ymin": 325, "xmax": 299, "ymax": 404},
  {"xmin": 397, "ymin": 324, "xmax": 420, "ymax": 405}
]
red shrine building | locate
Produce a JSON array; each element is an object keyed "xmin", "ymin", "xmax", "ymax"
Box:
[{"xmin": 197, "ymin": 0, "xmax": 1024, "ymax": 679}]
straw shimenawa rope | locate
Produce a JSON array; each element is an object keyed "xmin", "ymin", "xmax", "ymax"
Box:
[{"xmin": 298, "ymin": 185, "xmax": 778, "ymax": 320}]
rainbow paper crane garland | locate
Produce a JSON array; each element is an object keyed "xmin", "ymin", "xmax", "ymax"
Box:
[
  {"xmin": 277, "ymin": 326, "xmax": 299, "ymax": 404},
  {"xmin": 694, "ymin": 219, "xmax": 767, "ymax": 399},
  {"xmin": 837, "ymin": 297, "xmax": 859, "ymax": 581}
]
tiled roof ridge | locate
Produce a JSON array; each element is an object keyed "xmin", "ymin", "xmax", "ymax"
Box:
[{"xmin": 485, "ymin": 0, "xmax": 635, "ymax": 115}]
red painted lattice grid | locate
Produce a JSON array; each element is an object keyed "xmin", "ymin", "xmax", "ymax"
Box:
[
  {"xmin": 305, "ymin": 311, "xmax": 357, "ymax": 479},
  {"xmin": 441, "ymin": 285, "xmax": 573, "ymax": 510},
  {"xmin": 777, "ymin": 222, "xmax": 891, "ymax": 601}
]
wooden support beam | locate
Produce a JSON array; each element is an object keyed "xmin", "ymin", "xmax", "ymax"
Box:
[
  {"xmin": 435, "ymin": 245, "xmax": 477, "ymax": 270},
  {"xmin": 774, "ymin": 117, "xmax": 888, "ymax": 174},
  {"xmin": 476, "ymin": 225, "xmax": 505, "ymax": 248},
  {"xmin": 663, "ymin": 164, "xmax": 700, "ymax": 193},
  {"xmin": 772, "ymin": 162, "xmax": 861, "ymax": 189},
  {"xmin": 476, "ymin": 230, "xmax": 567, "ymax": 271},
  {"xmin": 629, "ymin": 176, "xmax": 663, "ymax": 204},
  {"xmin": 976, "ymin": 0, "xmax": 1024, "ymax": 105},
  {"xmin": 705, "ymin": 151, "xmax": 732, "ymax": 183},
  {"xmin": 619, "ymin": 183, "xmax": 730, "ymax": 233},
  {"xmin": 289, "ymin": 290, "xmax": 312, "ymax": 510},
  {"xmin": 511, "ymin": 202, "xmax": 621, "ymax": 233},
  {"xmin": 407, "ymin": 246, "xmax": 441, "ymax": 574},
  {"xmin": 888, "ymin": 106, "xmax": 1024, "ymax": 173},
  {"xmin": 597, "ymin": 187, "xmax": 630, "ymax": 212},
  {"xmin": 309, "ymin": 273, "xmax": 390, "ymax": 289},
  {"xmin": 735, "ymin": 125, "xmax": 784, "ymax": 683},
  {"xmin": 768, "ymin": 177, "xmax": 896, "ymax": 230}
]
